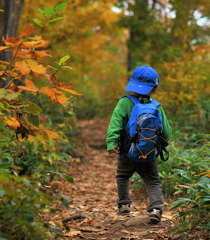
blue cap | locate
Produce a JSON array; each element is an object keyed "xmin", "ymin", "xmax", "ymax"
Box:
[{"xmin": 126, "ymin": 65, "xmax": 159, "ymax": 95}]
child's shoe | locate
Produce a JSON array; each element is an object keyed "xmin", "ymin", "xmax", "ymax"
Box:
[
  {"xmin": 117, "ymin": 204, "xmax": 130, "ymax": 215},
  {"xmin": 149, "ymin": 209, "xmax": 162, "ymax": 223}
]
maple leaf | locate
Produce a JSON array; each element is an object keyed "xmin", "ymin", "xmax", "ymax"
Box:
[
  {"xmin": 2, "ymin": 36, "xmax": 22, "ymax": 47},
  {"xmin": 26, "ymin": 59, "xmax": 47, "ymax": 74},
  {"xmin": 56, "ymin": 92, "xmax": 67, "ymax": 105},
  {"xmin": 15, "ymin": 61, "xmax": 31, "ymax": 75},
  {"xmin": 18, "ymin": 79, "xmax": 39, "ymax": 95},
  {"xmin": 20, "ymin": 24, "xmax": 34, "ymax": 37},
  {"xmin": 40, "ymin": 86, "xmax": 67, "ymax": 105}
]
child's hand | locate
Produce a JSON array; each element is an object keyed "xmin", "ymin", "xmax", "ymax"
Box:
[{"xmin": 108, "ymin": 149, "xmax": 119, "ymax": 155}]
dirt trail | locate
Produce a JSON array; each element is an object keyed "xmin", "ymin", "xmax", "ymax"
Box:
[{"xmin": 54, "ymin": 119, "xmax": 174, "ymax": 239}]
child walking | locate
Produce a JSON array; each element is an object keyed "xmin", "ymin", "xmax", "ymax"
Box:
[{"xmin": 106, "ymin": 65, "xmax": 172, "ymax": 223}]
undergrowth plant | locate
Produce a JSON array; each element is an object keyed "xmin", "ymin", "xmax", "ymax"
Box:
[{"xmin": 0, "ymin": 3, "xmax": 78, "ymax": 239}]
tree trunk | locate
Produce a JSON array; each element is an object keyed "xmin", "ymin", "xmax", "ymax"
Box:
[{"xmin": 0, "ymin": 0, "xmax": 24, "ymax": 61}]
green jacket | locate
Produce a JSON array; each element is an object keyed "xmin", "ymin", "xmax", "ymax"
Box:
[{"xmin": 106, "ymin": 96, "xmax": 172, "ymax": 152}]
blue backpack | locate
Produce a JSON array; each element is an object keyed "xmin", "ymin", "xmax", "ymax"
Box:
[{"xmin": 119, "ymin": 95, "xmax": 169, "ymax": 162}]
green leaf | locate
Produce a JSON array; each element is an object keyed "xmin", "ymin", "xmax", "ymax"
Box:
[
  {"xmin": 0, "ymin": 89, "xmax": 7, "ymax": 100},
  {"xmin": 38, "ymin": 8, "xmax": 44, "ymax": 15},
  {"xmin": 200, "ymin": 198, "xmax": 210, "ymax": 205},
  {"xmin": 49, "ymin": 226, "xmax": 63, "ymax": 235},
  {"xmin": 58, "ymin": 55, "xmax": 70, "ymax": 65},
  {"xmin": 0, "ymin": 163, "xmax": 12, "ymax": 169},
  {"xmin": 54, "ymin": 3, "xmax": 66, "ymax": 13},
  {"xmin": 24, "ymin": 102, "xmax": 42, "ymax": 115},
  {"xmin": 197, "ymin": 223, "xmax": 210, "ymax": 229},
  {"xmin": 0, "ymin": 102, "xmax": 10, "ymax": 112},
  {"xmin": 29, "ymin": 114, "xmax": 39, "ymax": 127},
  {"xmin": 44, "ymin": 6, "xmax": 55, "ymax": 17},
  {"xmin": 32, "ymin": 18, "xmax": 43, "ymax": 27},
  {"xmin": 63, "ymin": 174, "xmax": 74, "ymax": 183},
  {"xmin": 171, "ymin": 198, "xmax": 194, "ymax": 209},
  {"xmin": 6, "ymin": 92, "xmax": 20, "ymax": 101},
  {"xmin": 48, "ymin": 17, "xmax": 65, "ymax": 23},
  {"xmin": 0, "ymin": 89, "xmax": 20, "ymax": 101},
  {"xmin": 61, "ymin": 65, "xmax": 73, "ymax": 70}
]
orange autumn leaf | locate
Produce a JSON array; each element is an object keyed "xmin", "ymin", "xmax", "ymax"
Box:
[
  {"xmin": 46, "ymin": 74, "xmax": 75, "ymax": 89},
  {"xmin": 4, "ymin": 117, "xmax": 20, "ymax": 128},
  {"xmin": 0, "ymin": 46, "xmax": 10, "ymax": 51},
  {"xmin": 15, "ymin": 61, "xmax": 31, "ymax": 75},
  {"xmin": 56, "ymin": 92, "xmax": 67, "ymax": 105},
  {"xmin": 58, "ymin": 87, "xmax": 82, "ymax": 95},
  {"xmin": 18, "ymin": 79, "xmax": 39, "ymax": 94},
  {"xmin": 25, "ymin": 79, "xmax": 36, "ymax": 89},
  {"xmin": 26, "ymin": 59, "xmax": 47, "ymax": 74},
  {"xmin": 33, "ymin": 50, "xmax": 51, "ymax": 60},
  {"xmin": 23, "ymin": 36, "xmax": 50, "ymax": 49},
  {"xmin": 21, "ymin": 41, "xmax": 41, "ymax": 48},
  {"xmin": 0, "ymin": 61, "xmax": 10, "ymax": 66},
  {"xmin": 20, "ymin": 24, "xmax": 34, "ymax": 37},
  {"xmin": 2, "ymin": 36, "xmax": 22, "ymax": 47},
  {"xmin": 40, "ymin": 86, "xmax": 67, "ymax": 105}
]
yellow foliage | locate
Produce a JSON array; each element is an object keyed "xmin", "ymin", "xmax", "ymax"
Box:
[
  {"xmin": 3, "ymin": 117, "xmax": 20, "ymax": 128},
  {"xmin": 26, "ymin": 59, "xmax": 47, "ymax": 74}
]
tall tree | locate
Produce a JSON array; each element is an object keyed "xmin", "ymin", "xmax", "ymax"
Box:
[
  {"xmin": 0, "ymin": 0, "xmax": 24, "ymax": 61},
  {"xmin": 116, "ymin": 0, "xmax": 170, "ymax": 72}
]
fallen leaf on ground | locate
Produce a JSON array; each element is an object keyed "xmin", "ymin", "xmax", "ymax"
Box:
[{"xmin": 64, "ymin": 229, "xmax": 82, "ymax": 237}]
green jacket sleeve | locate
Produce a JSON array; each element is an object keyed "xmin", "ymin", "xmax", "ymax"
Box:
[
  {"xmin": 106, "ymin": 97, "xmax": 133, "ymax": 151},
  {"xmin": 157, "ymin": 106, "xmax": 172, "ymax": 142}
]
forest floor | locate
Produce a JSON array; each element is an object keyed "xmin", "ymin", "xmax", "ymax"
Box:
[{"xmin": 47, "ymin": 119, "xmax": 206, "ymax": 240}]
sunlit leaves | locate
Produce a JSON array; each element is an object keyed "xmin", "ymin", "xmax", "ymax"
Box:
[
  {"xmin": 33, "ymin": 3, "xmax": 67, "ymax": 27},
  {"xmin": 32, "ymin": 18, "xmax": 43, "ymax": 27},
  {"xmin": 26, "ymin": 59, "xmax": 47, "ymax": 74},
  {"xmin": 54, "ymin": 3, "xmax": 66, "ymax": 13},
  {"xmin": 58, "ymin": 55, "xmax": 70, "ymax": 65},
  {"xmin": 15, "ymin": 61, "xmax": 31, "ymax": 75},
  {"xmin": 3, "ymin": 117, "xmax": 20, "ymax": 128}
]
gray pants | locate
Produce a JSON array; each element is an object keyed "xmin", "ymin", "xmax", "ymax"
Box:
[{"xmin": 116, "ymin": 155, "xmax": 164, "ymax": 212}]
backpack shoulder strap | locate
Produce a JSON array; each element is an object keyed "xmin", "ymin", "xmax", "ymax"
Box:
[
  {"xmin": 151, "ymin": 99, "xmax": 161, "ymax": 108},
  {"xmin": 122, "ymin": 95, "xmax": 161, "ymax": 108},
  {"xmin": 121, "ymin": 95, "xmax": 140, "ymax": 105}
]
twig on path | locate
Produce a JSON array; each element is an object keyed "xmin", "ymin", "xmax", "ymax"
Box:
[{"xmin": 62, "ymin": 213, "xmax": 86, "ymax": 231}]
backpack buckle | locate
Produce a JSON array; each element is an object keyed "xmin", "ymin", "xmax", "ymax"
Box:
[{"xmin": 139, "ymin": 155, "xmax": 147, "ymax": 159}]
